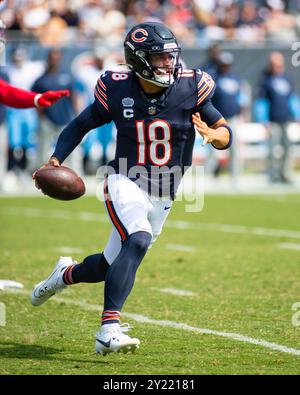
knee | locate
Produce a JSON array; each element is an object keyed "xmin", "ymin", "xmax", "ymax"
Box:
[{"xmin": 129, "ymin": 231, "xmax": 152, "ymax": 254}]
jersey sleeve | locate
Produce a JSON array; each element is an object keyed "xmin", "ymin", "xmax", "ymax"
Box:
[
  {"xmin": 0, "ymin": 78, "xmax": 36, "ymax": 108},
  {"xmin": 52, "ymin": 101, "xmax": 108, "ymax": 163},
  {"xmin": 94, "ymin": 72, "xmax": 112, "ymax": 123},
  {"xmin": 195, "ymin": 70, "xmax": 216, "ymax": 108},
  {"xmin": 199, "ymin": 99, "xmax": 223, "ymax": 126}
]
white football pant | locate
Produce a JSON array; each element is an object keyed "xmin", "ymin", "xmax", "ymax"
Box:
[{"xmin": 103, "ymin": 173, "xmax": 173, "ymax": 264}]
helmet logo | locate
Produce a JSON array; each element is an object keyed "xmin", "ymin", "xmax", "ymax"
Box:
[
  {"xmin": 164, "ymin": 43, "xmax": 178, "ymax": 49},
  {"xmin": 131, "ymin": 28, "xmax": 148, "ymax": 43}
]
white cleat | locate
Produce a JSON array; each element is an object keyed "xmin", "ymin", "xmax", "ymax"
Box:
[
  {"xmin": 95, "ymin": 323, "xmax": 140, "ymax": 355},
  {"xmin": 31, "ymin": 256, "xmax": 74, "ymax": 306}
]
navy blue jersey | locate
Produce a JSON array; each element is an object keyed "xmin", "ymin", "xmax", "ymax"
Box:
[
  {"xmin": 53, "ymin": 69, "xmax": 226, "ymax": 198},
  {"xmin": 32, "ymin": 72, "xmax": 76, "ymax": 126},
  {"xmin": 258, "ymin": 73, "xmax": 293, "ymax": 123},
  {"xmin": 95, "ymin": 69, "xmax": 218, "ymax": 172},
  {"xmin": 212, "ymin": 72, "xmax": 241, "ymax": 119}
]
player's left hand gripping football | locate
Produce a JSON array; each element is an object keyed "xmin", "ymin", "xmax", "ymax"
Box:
[
  {"xmin": 36, "ymin": 90, "xmax": 70, "ymax": 108},
  {"xmin": 32, "ymin": 157, "xmax": 60, "ymax": 190},
  {"xmin": 192, "ymin": 112, "xmax": 216, "ymax": 146}
]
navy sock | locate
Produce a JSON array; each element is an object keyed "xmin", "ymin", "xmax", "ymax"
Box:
[
  {"xmin": 103, "ymin": 231, "xmax": 152, "ymax": 314},
  {"xmin": 63, "ymin": 253, "xmax": 109, "ymax": 284}
]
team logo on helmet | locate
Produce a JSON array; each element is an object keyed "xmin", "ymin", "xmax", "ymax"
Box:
[{"xmin": 131, "ymin": 28, "xmax": 148, "ymax": 43}]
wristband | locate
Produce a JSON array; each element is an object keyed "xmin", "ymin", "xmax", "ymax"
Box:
[
  {"xmin": 212, "ymin": 124, "xmax": 232, "ymax": 150},
  {"xmin": 34, "ymin": 93, "xmax": 42, "ymax": 108}
]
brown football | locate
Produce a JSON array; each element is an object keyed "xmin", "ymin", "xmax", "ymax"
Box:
[{"xmin": 35, "ymin": 165, "xmax": 86, "ymax": 200}]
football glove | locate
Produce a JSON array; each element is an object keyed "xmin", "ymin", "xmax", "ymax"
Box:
[{"xmin": 35, "ymin": 90, "xmax": 70, "ymax": 108}]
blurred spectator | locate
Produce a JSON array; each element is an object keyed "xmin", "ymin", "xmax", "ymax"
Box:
[
  {"xmin": 5, "ymin": 47, "xmax": 43, "ymax": 183},
  {"xmin": 208, "ymin": 51, "xmax": 248, "ymax": 186},
  {"xmin": 255, "ymin": 52, "xmax": 300, "ymax": 184},
  {"xmin": 96, "ymin": 8, "xmax": 127, "ymax": 48},
  {"xmin": 72, "ymin": 46, "xmax": 116, "ymax": 172},
  {"xmin": 199, "ymin": 43, "xmax": 220, "ymax": 79},
  {"xmin": 9, "ymin": 9, "xmax": 24, "ymax": 31},
  {"xmin": 220, "ymin": 4, "xmax": 239, "ymax": 41},
  {"xmin": 264, "ymin": 0, "xmax": 298, "ymax": 42},
  {"xmin": 22, "ymin": 0, "xmax": 51, "ymax": 40},
  {"xmin": 51, "ymin": 0, "xmax": 79, "ymax": 27},
  {"xmin": 38, "ymin": 9, "xmax": 68, "ymax": 47},
  {"xmin": 1, "ymin": 0, "xmax": 299, "ymax": 45},
  {"xmin": 235, "ymin": 1, "xmax": 265, "ymax": 42},
  {"xmin": 32, "ymin": 48, "xmax": 82, "ymax": 174},
  {"xmin": 77, "ymin": 0, "xmax": 107, "ymax": 38},
  {"xmin": 165, "ymin": 0, "xmax": 197, "ymax": 46},
  {"xmin": 0, "ymin": 76, "xmax": 70, "ymax": 191}
]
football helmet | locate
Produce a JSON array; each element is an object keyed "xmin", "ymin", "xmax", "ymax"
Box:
[{"xmin": 124, "ymin": 22, "xmax": 181, "ymax": 87}]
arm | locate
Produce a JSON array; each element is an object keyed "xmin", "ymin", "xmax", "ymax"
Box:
[
  {"xmin": 288, "ymin": 93, "xmax": 300, "ymax": 122},
  {"xmin": 192, "ymin": 99, "xmax": 232, "ymax": 149},
  {"xmin": 52, "ymin": 100, "xmax": 110, "ymax": 164},
  {"xmin": 33, "ymin": 71, "xmax": 112, "ymax": 178},
  {"xmin": 51, "ymin": 71, "xmax": 112, "ymax": 163},
  {"xmin": 33, "ymin": 100, "xmax": 110, "ymax": 183},
  {"xmin": 193, "ymin": 71, "xmax": 231, "ymax": 149},
  {"xmin": 0, "ymin": 79, "xmax": 69, "ymax": 109}
]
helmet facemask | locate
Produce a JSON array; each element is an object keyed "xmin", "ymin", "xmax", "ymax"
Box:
[
  {"xmin": 145, "ymin": 50, "xmax": 181, "ymax": 87},
  {"xmin": 130, "ymin": 49, "xmax": 181, "ymax": 88},
  {"xmin": 124, "ymin": 23, "xmax": 182, "ymax": 88}
]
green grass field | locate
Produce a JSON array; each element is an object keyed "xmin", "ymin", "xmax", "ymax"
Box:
[{"xmin": 1, "ymin": 193, "xmax": 300, "ymax": 375}]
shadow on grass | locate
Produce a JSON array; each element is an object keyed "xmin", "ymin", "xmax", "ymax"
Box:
[
  {"xmin": 0, "ymin": 341, "xmax": 116, "ymax": 365},
  {"xmin": 0, "ymin": 341, "xmax": 62, "ymax": 360}
]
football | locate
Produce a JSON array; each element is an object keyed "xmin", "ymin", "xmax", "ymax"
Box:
[{"xmin": 34, "ymin": 165, "xmax": 86, "ymax": 200}]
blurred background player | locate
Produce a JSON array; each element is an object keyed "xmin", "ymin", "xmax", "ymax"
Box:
[
  {"xmin": 0, "ymin": 75, "xmax": 69, "ymax": 192},
  {"xmin": 199, "ymin": 43, "xmax": 221, "ymax": 80},
  {"xmin": 255, "ymin": 52, "xmax": 300, "ymax": 184},
  {"xmin": 208, "ymin": 51, "xmax": 249, "ymax": 186},
  {"xmin": 73, "ymin": 46, "xmax": 116, "ymax": 173},
  {"xmin": 5, "ymin": 47, "xmax": 44, "ymax": 188},
  {"xmin": 32, "ymin": 48, "xmax": 82, "ymax": 174}
]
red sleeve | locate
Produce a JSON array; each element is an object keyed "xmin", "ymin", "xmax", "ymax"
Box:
[{"xmin": 0, "ymin": 79, "xmax": 37, "ymax": 108}]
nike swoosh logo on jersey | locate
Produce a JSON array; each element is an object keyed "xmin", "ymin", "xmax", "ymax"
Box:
[
  {"xmin": 96, "ymin": 339, "xmax": 111, "ymax": 348},
  {"xmin": 164, "ymin": 206, "xmax": 171, "ymax": 210}
]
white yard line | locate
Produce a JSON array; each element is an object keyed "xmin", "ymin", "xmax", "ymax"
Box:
[
  {"xmin": 166, "ymin": 219, "xmax": 300, "ymax": 239},
  {"xmin": 2, "ymin": 205, "xmax": 300, "ymax": 240},
  {"xmin": 245, "ymin": 196, "xmax": 300, "ymax": 205},
  {"xmin": 278, "ymin": 243, "xmax": 300, "ymax": 251},
  {"xmin": 3, "ymin": 288, "xmax": 300, "ymax": 357},
  {"xmin": 157, "ymin": 288, "xmax": 197, "ymax": 297},
  {"xmin": 52, "ymin": 247, "xmax": 84, "ymax": 254},
  {"xmin": 165, "ymin": 244, "xmax": 196, "ymax": 252}
]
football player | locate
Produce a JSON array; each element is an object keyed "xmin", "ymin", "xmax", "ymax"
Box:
[{"xmin": 31, "ymin": 22, "xmax": 232, "ymax": 355}]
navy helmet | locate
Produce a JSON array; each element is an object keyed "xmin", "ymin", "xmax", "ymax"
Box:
[{"xmin": 124, "ymin": 22, "xmax": 181, "ymax": 87}]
